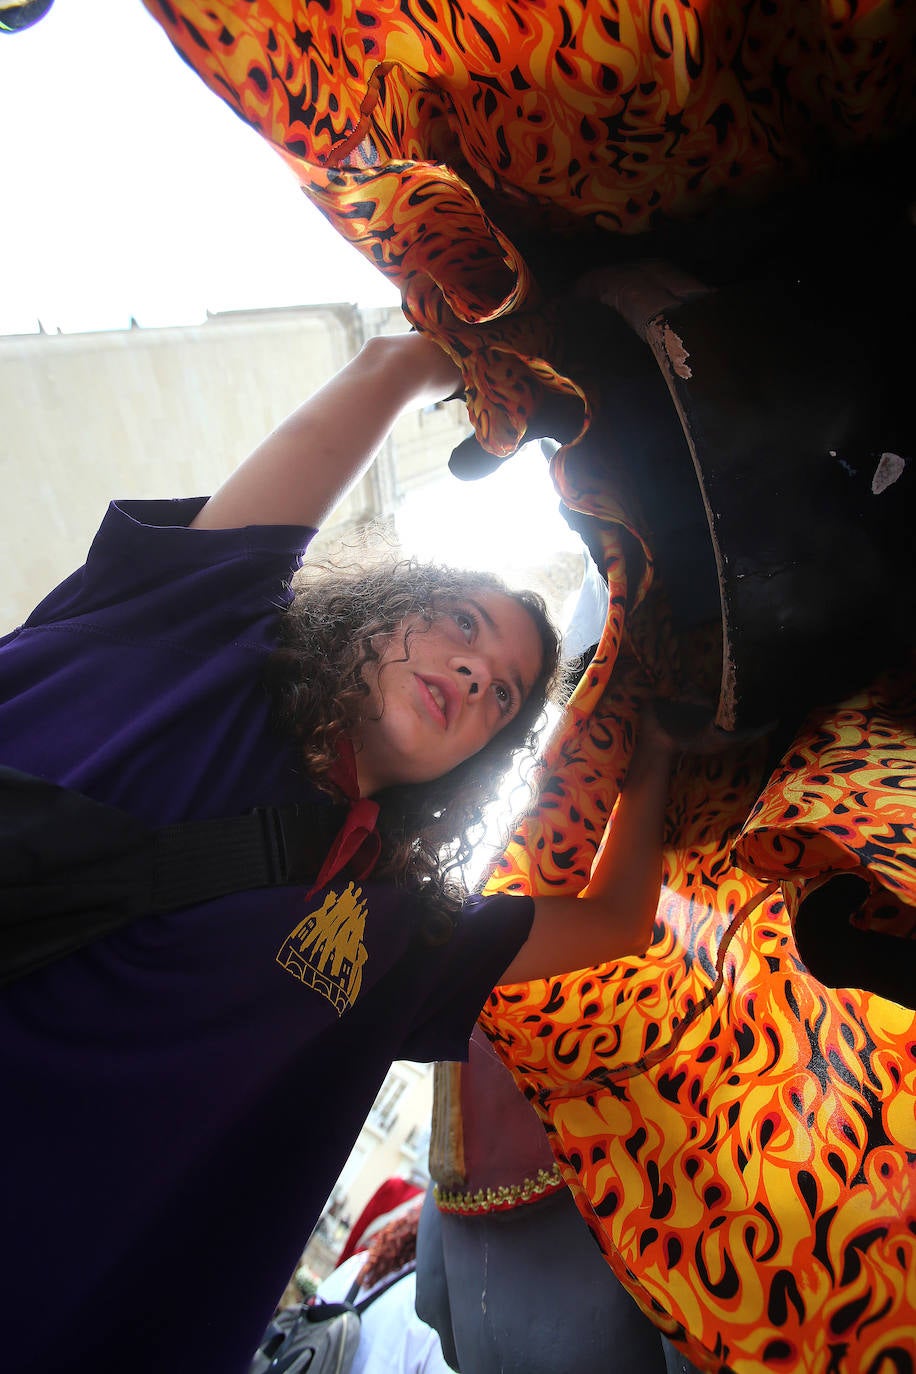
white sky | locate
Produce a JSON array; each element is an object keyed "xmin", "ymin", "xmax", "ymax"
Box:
[{"xmin": 0, "ymin": 0, "xmax": 399, "ymax": 336}]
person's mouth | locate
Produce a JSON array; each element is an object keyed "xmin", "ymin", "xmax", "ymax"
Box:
[{"xmin": 416, "ymin": 675, "xmax": 458, "ymax": 728}]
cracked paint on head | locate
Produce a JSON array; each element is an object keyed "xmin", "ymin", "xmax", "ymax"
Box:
[
  {"xmin": 872, "ymin": 451, "xmax": 908, "ymax": 494},
  {"xmin": 661, "ymin": 324, "xmax": 692, "ymax": 379}
]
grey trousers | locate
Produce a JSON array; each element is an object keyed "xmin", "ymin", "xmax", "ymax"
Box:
[{"xmin": 416, "ymin": 1186, "xmax": 703, "ymax": 1373}]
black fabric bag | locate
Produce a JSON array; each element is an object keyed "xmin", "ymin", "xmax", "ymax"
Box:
[
  {"xmin": 249, "ymin": 1265, "xmax": 415, "ymax": 1374},
  {"xmin": 0, "ymin": 766, "xmax": 348, "ymax": 986}
]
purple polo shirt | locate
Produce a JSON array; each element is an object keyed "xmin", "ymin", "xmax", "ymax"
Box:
[{"xmin": 0, "ymin": 499, "xmax": 533, "ymax": 1374}]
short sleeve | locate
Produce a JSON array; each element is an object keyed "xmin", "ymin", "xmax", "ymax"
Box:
[
  {"xmin": 399, "ymin": 892, "xmax": 535, "ymax": 1063},
  {"xmin": 20, "ymin": 498, "xmax": 317, "ymax": 648}
]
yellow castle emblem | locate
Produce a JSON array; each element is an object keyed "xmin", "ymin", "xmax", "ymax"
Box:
[{"xmin": 277, "ymin": 883, "xmax": 369, "ymax": 1015}]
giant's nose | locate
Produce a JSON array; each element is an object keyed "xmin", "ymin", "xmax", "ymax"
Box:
[{"xmin": 454, "ymin": 657, "xmax": 491, "ymax": 699}]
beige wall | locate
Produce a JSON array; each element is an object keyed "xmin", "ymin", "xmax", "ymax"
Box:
[
  {"xmin": 345, "ymin": 1061, "xmax": 434, "ymax": 1221},
  {"xmin": 300, "ymin": 1059, "xmax": 435, "ymax": 1281},
  {"xmin": 0, "ymin": 303, "xmax": 472, "ymax": 628}
]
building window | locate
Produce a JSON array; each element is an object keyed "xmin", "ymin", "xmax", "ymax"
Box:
[{"xmin": 369, "ymin": 1074, "xmax": 407, "ymax": 1134}]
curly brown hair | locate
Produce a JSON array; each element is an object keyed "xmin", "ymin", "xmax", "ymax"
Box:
[
  {"xmin": 266, "ymin": 557, "xmax": 563, "ymax": 934},
  {"xmin": 356, "ymin": 1203, "xmax": 422, "ymax": 1290}
]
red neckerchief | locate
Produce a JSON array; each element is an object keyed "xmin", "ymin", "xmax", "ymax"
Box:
[{"xmin": 307, "ymin": 736, "xmax": 381, "ymax": 896}]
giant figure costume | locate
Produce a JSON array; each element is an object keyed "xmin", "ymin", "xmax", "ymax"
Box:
[{"xmin": 142, "ymin": 4, "xmax": 916, "ymax": 1369}]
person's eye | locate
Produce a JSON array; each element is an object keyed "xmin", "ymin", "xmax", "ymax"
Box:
[
  {"xmin": 453, "ymin": 609, "xmax": 477, "ymax": 641},
  {"xmin": 494, "ymin": 682, "xmax": 513, "ymax": 715}
]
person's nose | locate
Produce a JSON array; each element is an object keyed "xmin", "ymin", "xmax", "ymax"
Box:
[{"xmin": 452, "ymin": 655, "xmax": 492, "ymax": 701}]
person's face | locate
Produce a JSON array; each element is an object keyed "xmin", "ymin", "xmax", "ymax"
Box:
[{"xmin": 352, "ymin": 589, "xmax": 545, "ymax": 795}]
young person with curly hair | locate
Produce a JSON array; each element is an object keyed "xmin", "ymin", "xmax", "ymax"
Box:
[
  {"xmin": 268, "ymin": 556, "xmax": 562, "ymax": 937},
  {"xmin": 0, "ymin": 331, "xmax": 680, "ymax": 1374},
  {"xmin": 314, "ymin": 1201, "xmax": 450, "ymax": 1374}
]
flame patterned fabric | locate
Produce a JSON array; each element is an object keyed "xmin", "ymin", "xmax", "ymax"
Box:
[
  {"xmin": 145, "ymin": 2, "xmax": 916, "ymax": 1369},
  {"xmin": 144, "ymin": 0, "xmax": 915, "ymax": 454},
  {"xmin": 478, "ymin": 481, "xmax": 916, "ymax": 1373}
]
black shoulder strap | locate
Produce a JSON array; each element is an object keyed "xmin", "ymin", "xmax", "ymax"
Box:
[
  {"xmin": 302, "ymin": 1263, "xmax": 415, "ymax": 1330},
  {"xmin": 0, "ymin": 766, "xmax": 351, "ymax": 985},
  {"xmin": 150, "ymin": 802, "xmax": 349, "ymax": 910},
  {"xmin": 349, "ymin": 1261, "xmax": 417, "ymax": 1315}
]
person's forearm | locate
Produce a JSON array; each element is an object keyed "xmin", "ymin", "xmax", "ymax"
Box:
[
  {"xmin": 577, "ymin": 736, "xmax": 674, "ymax": 947},
  {"xmin": 496, "ymin": 738, "xmax": 675, "ymax": 985},
  {"xmin": 192, "ymin": 332, "xmax": 461, "ymax": 531}
]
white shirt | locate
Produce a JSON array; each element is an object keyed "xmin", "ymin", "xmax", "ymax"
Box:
[{"xmin": 316, "ymin": 1255, "xmax": 453, "ymax": 1374}]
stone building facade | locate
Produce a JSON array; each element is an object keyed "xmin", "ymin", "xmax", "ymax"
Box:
[{"xmin": 0, "ymin": 302, "xmax": 473, "ymax": 628}]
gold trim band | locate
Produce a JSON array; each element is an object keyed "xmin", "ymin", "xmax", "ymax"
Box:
[{"xmin": 434, "ymin": 1164, "xmax": 565, "ymax": 1215}]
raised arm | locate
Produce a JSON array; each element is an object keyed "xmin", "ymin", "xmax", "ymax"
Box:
[
  {"xmin": 497, "ymin": 719, "xmax": 677, "ymax": 985},
  {"xmin": 191, "ymin": 331, "xmax": 462, "ymax": 531},
  {"xmin": 498, "ymin": 706, "xmax": 751, "ymax": 984}
]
